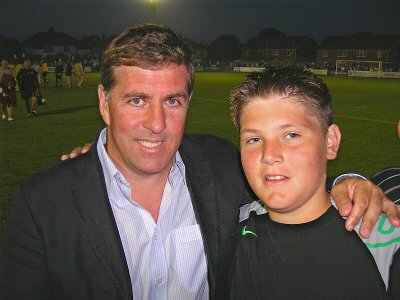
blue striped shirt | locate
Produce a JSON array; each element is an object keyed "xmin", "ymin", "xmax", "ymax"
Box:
[{"xmin": 97, "ymin": 128, "xmax": 209, "ymax": 300}]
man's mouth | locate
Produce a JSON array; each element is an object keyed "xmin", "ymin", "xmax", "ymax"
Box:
[{"xmin": 138, "ymin": 140, "xmax": 162, "ymax": 148}]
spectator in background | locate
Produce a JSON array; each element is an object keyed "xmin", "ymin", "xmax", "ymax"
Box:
[
  {"xmin": 65, "ymin": 60, "xmax": 73, "ymax": 88},
  {"xmin": 398, "ymin": 120, "xmax": 400, "ymax": 139},
  {"xmin": 16, "ymin": 59, "xmax": 39, "ymax": 116},
  {"xmin": 73, "ymin": 60, "xmax": 84, "ymax": 87},
  {"xmin": 0, "ymin": 59, "xmax": 17, "ymax": 121},
  {"xmin": 55, "ymin": 59, "xmax": 64, "ymax": 87},
  {"xmin": 13, "ymin": 62, "xmax": 23, "ymax": 82},
  {"xmin": 40, "ymin": 60, "xmax": 48, "ymax": 85},
  {"xmin": 32, "ymin": 61, "xmax": 41, "ymax": 83},
  {"xmin": 370, "ymin": 121, "xmax": 400, "ymax": 205},
  {"xmin": 367, "ymin": 121, "xmax": 400, "ymax": 299}
]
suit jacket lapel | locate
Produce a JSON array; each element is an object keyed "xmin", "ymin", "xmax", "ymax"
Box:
[
  {"xmin": 69, "ymin": 146, "xmax": 132, "ymax": 299},
  {"xmin": 181, "ymin": 154, "xmax": 219, "ymax": 296}
]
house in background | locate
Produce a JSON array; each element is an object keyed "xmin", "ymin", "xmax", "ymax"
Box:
[
  {"xmin": 317, "ymin": 33, "xmax": 400, "ymax": 68},
  {"xmin": 243, "ymin": 28, "xmax": 317, "ymax": 67},
  {"xmin": 77, "ymin": 35, "xmax": 103, "ymax": 59},
  {"xmin": 22, "ymin": 28, "xmax": 77, "ymax": 61},
  {"xmin": 183, "ymin": 38, "xmax": 208, "ymax": 68}
]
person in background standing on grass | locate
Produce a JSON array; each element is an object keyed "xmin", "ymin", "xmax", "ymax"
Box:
[
  {"xmin": 13, "ymin": 62, "xmax": 22, "ymax": 82},
  {"xmin": 55, "ymin": 59, "xmax": 64, "ymax": 87},
  {"xmin": 369, "ymin": 121, "xmax": 400, "ymax": 205},
  {"xmin": 73, "ymin": 59, "xmax": 84, "ymax": 87},
  {"xmin": 65, "ymin": 60, "xmax": 73, "ymax": 88},
  {"xmin": 41, "ymin": 60, "xmax": 48, "ymax": 84},
  {"xmin": 0, "ymin": 59, "xmax": 17, "ymax": 121},
  {"xmin": 16, "ymin": 59, "xmax": 39, "ymax": 116},
  {"xmin": 32, "ymin": 61, "xmax": 41, "ymax": 83}
]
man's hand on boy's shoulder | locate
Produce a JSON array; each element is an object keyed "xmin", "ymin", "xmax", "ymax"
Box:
[
  {"xmin": 331, "ymin": 178, "xmax": 400, "ymax": 239},
  {"xmin": 61, "ymin": 143, "xmax": 92, "ymax": 160}
]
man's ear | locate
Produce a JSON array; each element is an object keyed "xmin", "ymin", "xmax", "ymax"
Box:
[
  {"xmin": 326, "ymin": 124, "xmax": 341, "ymax": 160},
  {"xmin": 98, "ymin": 84, "xmax": 110, "ymax": 126}
]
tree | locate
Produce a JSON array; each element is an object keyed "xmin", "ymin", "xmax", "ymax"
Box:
[
  {"xmin": 208, "ymin": 35, "xmax": 241, "ymax": 62},
  {"xmin": 0, "ymin": 36, "xmax": 22, "ymax": 60},
  {"xmin": 246, "ymin": 28, "xmax": 286, "ymax": 49}
]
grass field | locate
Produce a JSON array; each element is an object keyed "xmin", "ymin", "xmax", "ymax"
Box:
[{"xmin": 0, "ymin": 72, "xmax": 399, "ymax": 237}]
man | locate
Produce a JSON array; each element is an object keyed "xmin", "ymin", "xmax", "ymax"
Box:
[
  {"xmin": 40, "ymin": 60, "xmax": 48, "ymax": 84},
  {"xmin": 0, "ymin": 59, "xmax": 16, "ymax": 121},
  {"xmin": 16, "ymin": 59, "xmax": 39, "ymax": 116},
  {"xmin": 54, "ymin": 59, "xmax": 64, "ymax": 87},
  {"xmin": 73, "ymin": 59, "xmax": 84, "ymax": 87},
  {"xmin": 1, "ymin": 24, "xmax": 399, "ymax": 300},
  {"xmin": 65, "ymin": 60, "xmax": 73, "ymax": 88}
]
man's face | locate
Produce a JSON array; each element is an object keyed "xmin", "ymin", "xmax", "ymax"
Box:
[
  {"xmin": 98, "ymin": 64, "xmax": 190, "ymax": 180},
  {"xmin": 1, "ymin": 60, "xmax": 7, "ymax": 69},
  {"xmin": 239, "ymin": 95, "xmax": 340, "ymax": 223},
  {"xmin": 24, "ymin": 60, "xmax": 31, "ymax": 68}
]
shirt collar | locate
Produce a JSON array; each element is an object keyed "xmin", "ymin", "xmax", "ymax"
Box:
[{"xmin": 97, "ymin": 128, "xmax": 187, "ymax": 192}]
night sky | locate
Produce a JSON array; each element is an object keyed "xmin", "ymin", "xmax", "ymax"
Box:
[{"xmin": 2, "ymin": 0, "xmax": 399, "ymax": 43}]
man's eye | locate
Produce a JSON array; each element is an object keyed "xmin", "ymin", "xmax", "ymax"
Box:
[
  {"xmin": 167, "ymin": 98, "xmax": 178, "ymax": 105},
  {"xmin": 131, "ymin": 98, "xmax": 142, "ymax": 105}
]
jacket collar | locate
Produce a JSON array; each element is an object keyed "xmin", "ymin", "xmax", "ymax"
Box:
[{"xmin": 69, "ymin": 136, "xmax": 132, "ymax": 299}]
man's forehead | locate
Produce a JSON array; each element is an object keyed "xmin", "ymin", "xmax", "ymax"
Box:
[
  {"xmin": 112, "ymin": 64, "xmax": 189, "ymax": 88},
  {"xmin": 113, "ymin": 63, "xmax": 186, "ymax": 74}
]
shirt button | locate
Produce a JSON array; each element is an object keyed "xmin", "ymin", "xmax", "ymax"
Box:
[
  {"xmin": 157, "ymin": 278, "xmax": 162, "ymax": 285},
  {"xmin": 153, "ymin": 234, "xmax": 158, "ymax": 240}
]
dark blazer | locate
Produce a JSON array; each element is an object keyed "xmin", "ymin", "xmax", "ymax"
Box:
[{"xmin": 0, "ymin": 134, "xmax": 254, "ymax": 299}]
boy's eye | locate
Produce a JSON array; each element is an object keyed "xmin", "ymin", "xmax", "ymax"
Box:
[
  {"xmin": 286, "ymin": 133, "xmax": 300, "ymax": 139},
  {"xmin": 248, "ymin": 137, "xmax": 261, "ymax": 144}
]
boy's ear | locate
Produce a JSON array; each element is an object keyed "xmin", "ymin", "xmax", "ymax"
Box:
[{"xmin": 326, "ymin": 124, "xmax": 341, "ymax": 160}]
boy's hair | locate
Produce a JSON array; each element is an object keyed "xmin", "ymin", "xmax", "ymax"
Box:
[
  {"xmin": 101, "ymin": 24, "xmax": 194, "ymax": 94},
  {"xmin": 229, "ymin": 67, "xmax": 334, "ymax": 134}
]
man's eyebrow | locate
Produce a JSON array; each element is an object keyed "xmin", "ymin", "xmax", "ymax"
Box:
[
  {"xmin": 122, "ymin": 92, "xmax": 149, "ymax": 99},
  {"xmin": 166, "ymin": 92, "xmax": 189, "ymax": 99},
  {"xmin": 121, "ymin": 92, "xmax": 188, "ymax": 99}
]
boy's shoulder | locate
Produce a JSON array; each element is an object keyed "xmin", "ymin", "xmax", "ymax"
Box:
[
  {"xmin": 239, "ymin": 201, "xmax": 266, "ymax": 223},
  {"xmin": 355, "ymin": 213, "xmax": 400, "ymax": 255}
]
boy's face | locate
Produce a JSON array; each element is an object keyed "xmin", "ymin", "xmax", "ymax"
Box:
[{"xmin": 239, "ymin": 95, "xmax": 340, "ymax": 224}]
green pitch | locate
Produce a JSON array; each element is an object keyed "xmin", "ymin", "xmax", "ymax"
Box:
[{"xmin": 0, "ymin": 72, "xmax": 399, "ymax": 237}]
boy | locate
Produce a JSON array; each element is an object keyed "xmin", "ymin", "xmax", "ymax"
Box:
[{"xmin": 228, "ymin": 67, "xmax": 399, "ymax": 299}]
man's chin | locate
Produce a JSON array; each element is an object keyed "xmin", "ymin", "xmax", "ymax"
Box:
[{"xmin": 136, "ymin": 160, "xmax": 174, "ymax": 176}]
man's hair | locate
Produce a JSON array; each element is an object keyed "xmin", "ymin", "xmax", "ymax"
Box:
[
  {"xmin": 101, "ymin": 24, "xmax": 194, "ymax": 94},
  {"xmin": 229, "ymin": 66, "xmax": 334, "ymax": 134}
]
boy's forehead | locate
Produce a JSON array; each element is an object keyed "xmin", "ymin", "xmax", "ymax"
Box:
[
  {"xmin": 247, "ymin": 94, "xmax": 307, "ymax": 109},
  {"xmin": 241, "ymin": 95, "xmax": 320, "ymax": 124}
]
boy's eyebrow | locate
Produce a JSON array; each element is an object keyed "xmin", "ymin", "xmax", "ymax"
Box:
[
  {"xmin": 240, "ymin": 128, "xmax": 262, "ymax": 135},
  {"xmin": 240, "ymin": 123, "xmax": 310, "ymax": 134}
]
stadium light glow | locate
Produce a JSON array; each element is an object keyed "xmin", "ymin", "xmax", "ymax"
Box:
[{"xmin": 150, "ymin": 0, "xmax": 157, "ymax": 23}]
